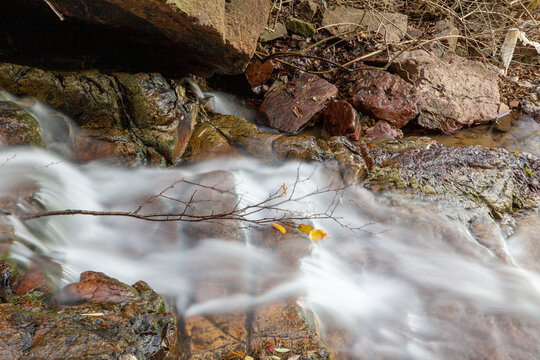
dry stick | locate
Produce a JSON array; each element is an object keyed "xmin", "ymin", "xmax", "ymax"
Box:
[{"xmin": 42, "ymin": 0, "xmax": 64, "ymax": 21}]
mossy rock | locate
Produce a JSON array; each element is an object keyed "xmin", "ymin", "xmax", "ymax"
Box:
[{"xmin": 286, "ymin": 18, "xmax": 316, "ymax": 37}]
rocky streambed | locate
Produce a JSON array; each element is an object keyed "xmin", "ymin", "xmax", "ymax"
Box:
[{"xmin": 1, "ymin": 0, "xmax": 540, "ymax": 359}]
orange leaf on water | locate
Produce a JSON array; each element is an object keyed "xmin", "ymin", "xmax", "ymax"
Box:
[
  {"xmin": 298, "ymin": 224, "xmax": 314, "ymax": 234},
  {"xmin": 272, "ymin": 223, "xmax": 286, "ymax": 234},
  {"xmin": 309, "ymin": 229, "xmax": 328, "ymax": 241}
]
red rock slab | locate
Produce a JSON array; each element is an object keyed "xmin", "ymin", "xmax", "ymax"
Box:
[
  {"xmin": 365, "ymin": 120, "xmax": 402, "ymax": 139},
  {"xmin": 323, "ymin": 100, "xmax": 362, "ymax": 140},
  {"xmin": 351, "ymin": 70, "xmax": 423, "ymax": 128},
  {"xmin": 259, "ymin": 74, "xmax": 338, "ymax": 134}
]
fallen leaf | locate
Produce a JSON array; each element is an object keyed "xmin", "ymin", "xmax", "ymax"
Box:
[
  {"xmin": 298, "ymin": 224, "xmax": 314, "ymax": 234},
  {"xmin": 275, "ymin": 348, "xmax": 291, "ymax": 353},
  {"xmin": 245, "ymin": 357, "xmax": 254, "ymax": 360},
  {"xmin": 309, "ymin": 229, "xmax": 328, "ymax": 241},
  {"xmin": 271, "ymin": 356, "xmax": 281, "ymax": 360},
  {"xmin": 272, "ymin": 223, "xmax": 286, "ymax": 234},
  {"xmin": 266, "ymin": 343, "xmax": 276, "ymax": 353},
  {"xmin": 292, "ymin": 106, "xmax": 303, "ymax": 117}
]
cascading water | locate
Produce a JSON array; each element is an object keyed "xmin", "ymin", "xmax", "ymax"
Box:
[{"xmin": 1, "ymin": 95, "xmax": 539, "ymax": 359}]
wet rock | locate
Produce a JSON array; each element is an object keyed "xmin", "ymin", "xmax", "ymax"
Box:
[
  {"xmin": 114, "ymin": 73, "xmax": 197, "ymax": 164},
  {"xmin": 322, "ymin": 7, "xmax": 407, "ymax": 42},
  {"xmin": 286, "ymin": 18, "xmax": 316, "ymax": 37},
  {"xmin": 299, "ymin": 0, "xmax": 318, "ymax": 21},
  {"xmin": 2, "ymin": 0, "xmax": 272, "ymax": 75},
  {"xmin": 364, "ymin": 141, "xmax": 540, "ymax": 222},
  {"xmin": 74, "ymin": 128, "xmax": 149, "ymax": 166},
  {"xmin": 393, "ymin": 50, "xmax": 500, "ymax": 132},
  {"xmin": 323, "ymin": 100, "xmax": 362, "ymax": 140},
  {"xmin": 260, "ymin": 23, "xmax": 288, "ymax": 42},
  {"xmin": 181, "ymin": 122, "xmax": 239, "ymax": 163},
  {"xmin": 0, "ymin": 100, "xmax": 44, "ymax": 146},
  {"xmin": 273, "ymin": 136, "xmax": 333, "ymax": 162},
  {"xmin": 326, "ymin": 136, "xmax": 368, "ymax": 185},
  {"xmin": 0, "ymin": 267, "xmax": 178, "ymax": 360},
  {"xmin": 0, "ymin": 63, "xmax": 124, "ymax": 129},
  {"xmin": 55, "ymin": 271, "xmax": 140, "ymax": 305},
  {"xmin": 11, "ymin": 266, "xmax": 56, "ymax": 297},
  {"xmin": 0, "ymin": 63, "xmax": 199, "ymax": 164},
  {"xmin": 433, "ymin": 20, "xmax": 460, "ymax": 52},
  {"xmin": 250, "ymin": 301, "xmax": 329, "ymax": 359},
  {"xmin": 259, "ymin": 74, "xmax": 338, "ymax": 134},
  {"xmin": 351, "ymin": 70, "xmax": 423, "ymax": 128},
  {"xmin": 365, "ymin": 120, "xmax": 402, "ymax": 139}
]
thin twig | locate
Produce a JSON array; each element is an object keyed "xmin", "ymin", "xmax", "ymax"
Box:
[{"xmin": 42, "ymin": 0, "xmax": 65, "ymax": 21}]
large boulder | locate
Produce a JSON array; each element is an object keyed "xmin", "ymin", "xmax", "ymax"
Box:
[{"xmin": 1, "ymin": 0, "xmax": 272, "ymax": 76}]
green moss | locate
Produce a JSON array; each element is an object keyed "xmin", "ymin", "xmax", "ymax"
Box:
[{"xmin": 286, "ymin": 18, "xmax": 316, "ymax": 37}]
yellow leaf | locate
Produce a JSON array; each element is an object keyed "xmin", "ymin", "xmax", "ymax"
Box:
[
  {"xmin": 282, "ymin": 183, "xmax": 287, "ymax": 195},
  {"xmin": 272, "ymin": 223, "xmax": 286, "ymax": 234},
  {"xmin": 298, "ymin": 224, "xmax": 314, "ymax": 234},
  {"xmin": 309, "ymin": 229, "xmax": 328, "ymax": 241},
  {"xmin": 245, "ymin": 357, "xmax": 254, "ymax": 360}
]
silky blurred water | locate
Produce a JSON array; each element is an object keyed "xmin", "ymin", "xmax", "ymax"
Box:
[{"xmin": 1, "ymin": 93, "xmax": 539, "ymax": 359}]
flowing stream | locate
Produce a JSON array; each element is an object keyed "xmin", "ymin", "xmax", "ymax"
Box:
[{"xmin": 1, "ymin": 95, "xmax": 540, "ymax": 359}]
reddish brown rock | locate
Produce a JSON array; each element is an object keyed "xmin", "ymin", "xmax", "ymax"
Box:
[
  {"xmin": 393, "ymin": 50, "xmax": 500, "ymax": 132},
  {"xmin": 0, "ymin": 265, "xmax": 178, "ymax": 360},
  {"xmin": 351, "ymin": 70, "xmax": 423, "ymax": 128},
  {"xmin": 364, "ymin": 120, "xmax": 402, "ymax": 139},
  {"xmin": 323, "ymin": 100, "xmax": 362, "ymax": 140},
  {"xmin": 55, "ymin": 271, "xmax": 140, "ymax": 305},
  {"xmin": 12, "ymin": 267, "xmax": 53, "ymax": 296},
  {"xmin": 259, "ymin": 74, "xmax": 338, "ymax": 134},
  {"xmin": 245, "ymin": 60, "xmax": 275, "ymax": 93}
]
